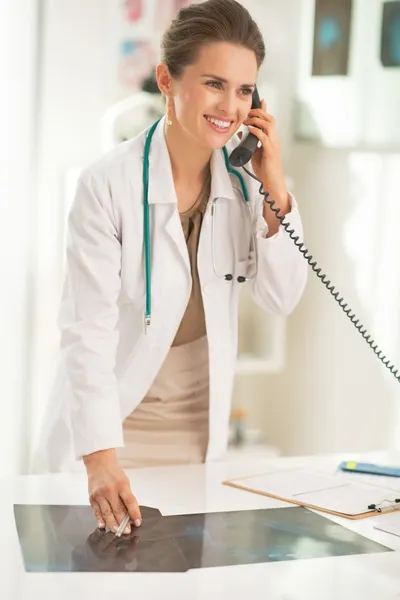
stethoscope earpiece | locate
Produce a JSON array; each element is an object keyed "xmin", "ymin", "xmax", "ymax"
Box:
[
  {"xmin": 224, "ymin": 274, "xmax": 247, "ymax": 283},
  {"xmin": 210, "ymin": 148, "xmax": 258, "ymax": 290}
]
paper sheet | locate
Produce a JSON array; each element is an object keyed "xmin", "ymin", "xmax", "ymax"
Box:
[
  {"xmin": 229, "ymin": 468, "xmax": 399, "ymax": 516},
  {"xmin": 373, "ymin": 515, "xmax": 400, "ymax": 538}
]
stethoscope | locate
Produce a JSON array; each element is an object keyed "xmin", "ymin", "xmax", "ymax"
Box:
[{"xmin": 143, "ymin": 118, "xmax": 257, "ymax": 328}]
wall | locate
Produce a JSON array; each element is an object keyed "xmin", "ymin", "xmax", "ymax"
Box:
[
  {"xmin": 0, "ymin": 0, "xmax": 39, "ymax": 475},
  {"xmin": 261, "ymin": 145, "xmax": 400, "ymax": 455}
]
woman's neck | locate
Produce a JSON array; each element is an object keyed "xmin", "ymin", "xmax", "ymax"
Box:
[{"xmin": 164, "ymin": 121, "xmax": 212, "ymax": 185}]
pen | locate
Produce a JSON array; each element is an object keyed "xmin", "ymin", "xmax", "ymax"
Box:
[{"xmin": 115, "ymin": 512, "xmax": 131, "ymax": 537}]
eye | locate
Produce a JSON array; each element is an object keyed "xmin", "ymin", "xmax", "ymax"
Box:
[
  {"xmin": 240, "ymin": 87, "xmax": 254, "ymax": 96},
  {"xmin": 206, "ymin": 80, "xmax": 223, "ymax": 89}
]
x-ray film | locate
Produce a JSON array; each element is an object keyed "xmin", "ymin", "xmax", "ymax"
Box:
[{"xmin": 14, "ymin": 505, "xmax": 390, "ymax": 572}]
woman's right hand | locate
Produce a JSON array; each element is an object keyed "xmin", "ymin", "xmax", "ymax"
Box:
[{"xmin": 83, "ymin": 448, "xmax": 142, "ymax": 534}]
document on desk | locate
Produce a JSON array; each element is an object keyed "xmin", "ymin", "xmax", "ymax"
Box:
[
  {"xmin": 223, "ymin": 468, "xmax": 400, "ymax": 520},
  {"xmin": 373, "ymin": 515, "xmax": 400, "ymax": 538}
]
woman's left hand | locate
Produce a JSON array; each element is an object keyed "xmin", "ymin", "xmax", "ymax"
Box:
[{"xmin": 243, "ymin": 99, "xmax": 288, "ymax": 207}]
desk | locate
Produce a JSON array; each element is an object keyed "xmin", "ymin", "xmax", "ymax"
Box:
[{"xmin": 3, "ymin": 450, "xmax": 400, "ymax": 600}]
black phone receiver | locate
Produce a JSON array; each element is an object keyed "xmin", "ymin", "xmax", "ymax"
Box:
[{"xmin": 229, "ymin": 86, "xmax": 261, "ymax": 167}]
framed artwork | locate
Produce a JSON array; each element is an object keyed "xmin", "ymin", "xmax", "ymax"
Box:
[
  {"xmin": 294, "ymin": 0, "xmax": 400, "ymax": 148},
  {"xmin": 122, "ymin": 0, "xmax": 143, "ymax": 23},
  {"xmin": 311, "ymin": 0, "xmax": 353, "ymax": 76},
  {"xmin": 119, "ymin": 39, "xmax": 156, "ymax": 88},
  {"xmin": 173, "ymin": 0, "xmax": 192, "ymax": 10},
  {"xmin": 380, "ymin": 1, "xmax": 400, "ymax": 67}
]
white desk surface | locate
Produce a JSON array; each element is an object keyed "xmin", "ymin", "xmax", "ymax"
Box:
[{"xmin": 3, "ymin": 450, "xmax": 400, "ymax": 600}]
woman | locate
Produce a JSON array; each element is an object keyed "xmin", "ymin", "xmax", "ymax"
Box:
[{"xmin": 34, "ymin": 0, "xmax": 307, "ymax": 534}]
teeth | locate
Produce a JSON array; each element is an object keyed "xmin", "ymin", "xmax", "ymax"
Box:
[{"xmin": 206, "ymin": 116, "xmax": 230, "ymax": 129}]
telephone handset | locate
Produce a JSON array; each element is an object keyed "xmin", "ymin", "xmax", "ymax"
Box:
[
  {"xmin": 229, "ymin": 86, "xmax": 262, "ymax": 168},
  {"xmin": 228, "ymin": 87, "xmax": 400, "ymax": 384}
]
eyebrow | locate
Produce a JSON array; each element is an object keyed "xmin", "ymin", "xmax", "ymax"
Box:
[{"xmin": 201, "ymin": 74, "xmax": 255, "ymax": 88}]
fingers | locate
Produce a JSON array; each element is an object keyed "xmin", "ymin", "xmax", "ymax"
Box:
[
  {"xmin": 90, "ymin": 491, "xmax": 139, "ymax": 535},
  {"xmin": 244, "ymin": 115, "xmax": 274, "ymax": 135},
  {"xmin": 90, "ymin": 499, "xmax": 106, "ymax": 530},
  {"xmin": 87, "ymin": 462, "xmax": 140, "ymax": 536},
  {"xmin": 96, "ymin": 496, "xmax": 120, "ymax": 533},
  {"xmin": 247, "ymin": 124, "xmax": 273, "ymax": 153},
  {"xmin": 248, "ymin": 102, "xmax": 274, "ymax": 122},
  {"xmin": 110, "ymin": 494, "xmax": 131, "ymax": 534},
  {"xmin": 120, "ymin": 486, "xmax": 142, "ymax": 528}
]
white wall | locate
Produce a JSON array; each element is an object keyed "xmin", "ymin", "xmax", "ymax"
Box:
[
  {"xmin": 261, "ymin": 145, "xmax": 400, "ymax": 455},
  {"xmin": 0, "ymin": 0, "xmax": 39, "ymax": 475}
]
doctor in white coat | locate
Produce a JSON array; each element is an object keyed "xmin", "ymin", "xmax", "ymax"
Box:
[{"xmin": 34, "ymin": 0, "xmax": 307, "ymax": 534}]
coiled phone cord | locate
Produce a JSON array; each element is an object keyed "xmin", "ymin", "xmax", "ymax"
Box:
[{"xmin": 242, "ymin": 166, "xmax": 400, "ymax": 385}]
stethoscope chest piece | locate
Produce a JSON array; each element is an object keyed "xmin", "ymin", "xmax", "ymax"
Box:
[{"xmin": 210, "ymin": 195, "xmax": 257, "ymax": 285}]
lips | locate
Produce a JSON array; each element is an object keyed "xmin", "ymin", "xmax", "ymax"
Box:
[
  {"xmin": 204, "ymin": 115, "xmax": 234, "ymax": 134},
  {"xmin": 204, "ymin": 115, "xmax": 233, "ymax": 126}
]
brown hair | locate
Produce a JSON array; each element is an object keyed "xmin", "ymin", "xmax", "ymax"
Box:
[{"xmin": 161, "ymin": 0, "xmax": 266, "ymax": 79}]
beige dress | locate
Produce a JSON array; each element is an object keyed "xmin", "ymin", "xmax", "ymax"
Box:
[{"xmin": 116, "ymin": 172, "xmax": 211, "ymax": 469}]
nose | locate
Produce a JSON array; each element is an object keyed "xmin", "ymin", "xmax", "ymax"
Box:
[{"xmin": 217, "ymin": 90, "xmax": 237, "ymax": 117}]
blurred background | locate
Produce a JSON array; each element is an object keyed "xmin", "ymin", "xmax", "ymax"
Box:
[{"xmin": 1, "ymin": 0, "xmax": 400, "ymax": 477}]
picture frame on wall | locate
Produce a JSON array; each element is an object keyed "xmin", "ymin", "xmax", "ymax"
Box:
[
  {"xmin": 294, "ymin": 0, "xmax": 400, "ymax": 149},
  {"xmin": 380, "ymin": 1, "xmax": 400, "ymax": 67},
  {"xmin": 119, "ymin": 39, "xmax": 156, "ymax": 88},
  {"xmin": 123, "ymin": 0, "xmax": 143, "ymax": 23},
  {"xmin": 311, "ymin": 0, "xmax": 353, "ymax": 76}
]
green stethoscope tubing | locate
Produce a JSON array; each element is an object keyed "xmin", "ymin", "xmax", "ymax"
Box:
[{"xmin": 143, "ymin": 118, "xmax": 249, "ymax": 327}]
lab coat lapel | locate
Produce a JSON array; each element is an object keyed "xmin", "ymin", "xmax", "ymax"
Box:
[
  {"xmin": 147, "ymin": 117, "xmax": 190, "ymax": 274},
  {"xmin": 209, "ymin": 144, "xmax": 237, "ymax": 203},
  {"xmin": 146, "ymin": 118, "xmax": 238, "ymax": 277},
  {"xmin": 164, "ymin": 209, "xmax": 191, "ymax": 274}
]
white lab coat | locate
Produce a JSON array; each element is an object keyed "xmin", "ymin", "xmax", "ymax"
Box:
[{"xmin": 32, "ymin": 116, "xmax": 307, "ymax": 473}]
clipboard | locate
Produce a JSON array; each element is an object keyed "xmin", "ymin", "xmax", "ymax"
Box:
[{"xmin": 222, "ymin": 468, "xmax": 400, "ymax": 520}]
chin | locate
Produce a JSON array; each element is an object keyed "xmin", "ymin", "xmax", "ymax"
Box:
[
  {"xmin": 197, "ymin": 118, "xmax": 237, "ymax": 149},
  {"xmin": 206, "ymin": 139, "xmax": 227, "ymax": 150},
  {"xmin": 201, "ymin": 132, "xmax": 232, "ymax": 151}
]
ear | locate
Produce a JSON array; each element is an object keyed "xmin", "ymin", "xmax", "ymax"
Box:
[{"xmin": 155, "ymin": 63, "xmax": 174, "ymax": 98}]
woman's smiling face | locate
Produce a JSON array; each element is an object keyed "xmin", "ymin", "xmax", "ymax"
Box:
[{"xmin": 159, "ymin": 41, "xmax": 258, "ymax": 150}]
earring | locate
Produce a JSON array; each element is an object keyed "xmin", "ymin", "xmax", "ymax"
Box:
[{"xmin": 166, "ymin": 102, "xmax": 173, "ymax": 126}]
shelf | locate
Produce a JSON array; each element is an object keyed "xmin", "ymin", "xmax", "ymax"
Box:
[
  {"xmin": 236, "ymin": 355, "xmax": 285, "ymax": 374},
  {"xmin": 222, "ymin": 443, "xmax": 281, "ymax": 463}
]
